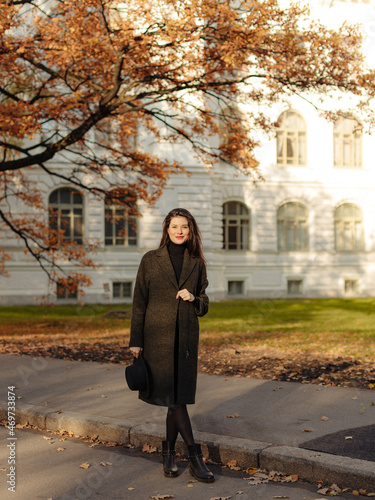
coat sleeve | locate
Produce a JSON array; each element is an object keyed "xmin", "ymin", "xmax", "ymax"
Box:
[
  {"xmin": 193, "ymin": 261, "xmax": 209, "ymax": 317},
  {"xmin": 129, "ymin": 254, "xmax": 149, "ymax": 348}
]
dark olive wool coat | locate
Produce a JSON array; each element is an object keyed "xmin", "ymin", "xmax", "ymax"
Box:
[{"xmin": 129, "ymin": 245, "xmax": 209, "ymax": 407}]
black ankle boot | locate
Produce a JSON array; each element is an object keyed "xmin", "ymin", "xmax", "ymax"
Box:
[
  {"xmin": 187, "ymin": 443, "xmax": 215, "ymax": 483},
  {"xmin": 162, "ymin": 440, "xmax": 178, "ymax": 477}
]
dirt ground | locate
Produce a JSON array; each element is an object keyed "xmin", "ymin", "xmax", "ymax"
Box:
[{"xmin": 1, "ymin": 337, "xmax": 375, "ymax": 389}]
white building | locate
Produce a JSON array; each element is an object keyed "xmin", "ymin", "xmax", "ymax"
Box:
[{"xmin": 1, "ymin": 0, "xmax": 375, "ymax": 304}]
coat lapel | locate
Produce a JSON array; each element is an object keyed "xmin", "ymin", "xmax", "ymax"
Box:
[
  {"xmin": 155, "ymin": 246, "xmax": 178, "ymax": 288},
  {"xmin": 155, "ymin": 246, "xmax": 198, "ymax": 290},
  {"xmin": 179, "ymin": 249, "xmax": 197, "ymax": 289}
]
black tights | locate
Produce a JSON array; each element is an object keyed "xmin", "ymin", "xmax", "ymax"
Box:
[{"xmin": 166, "ymin": 404, "xmax": 194, "ymax": 446}]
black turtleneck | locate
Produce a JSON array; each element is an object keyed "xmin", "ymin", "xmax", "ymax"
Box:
[
  {"xmin": 168, "ymin": 241, "xmax": 199, "ymax": 308},
  {"xmin": 168, "ymin": 240, "xmax": 186, "ymax": 282}
]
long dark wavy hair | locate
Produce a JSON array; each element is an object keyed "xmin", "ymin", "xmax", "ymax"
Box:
[{"xmin": 159, "ymin": 208, "xmax": 206, "ymax": 263}]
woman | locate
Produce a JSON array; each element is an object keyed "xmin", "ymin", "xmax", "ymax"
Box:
[{"xmin": 129, "ymin": 208, "xmax": 214, "ymax": 483}]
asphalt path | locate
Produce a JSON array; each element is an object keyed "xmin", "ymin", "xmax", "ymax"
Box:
[
  {"xmin": 0, "ymin": 426, "xmax": 364, "ymax": 500},
  {"xmin": 300, "ymin": 424, "xmax": 375, "ymax": 462}
]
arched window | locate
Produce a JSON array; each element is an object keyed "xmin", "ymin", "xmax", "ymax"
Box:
[
  {"xmin": 333, "ymin": 117, "xmax": 362, "ymax": 168},
  {"xmin": 277, "ymin": 202, "xmax": 308, "ymax": 251},
  {"xmin": 104, "ymin": 190, "xmax": 137, "ymax": 246},
  {"xmin": 49, "ymin": 188, "xmax": 83, "ymax": 244},
  {"xmin": 334, "ymin": 203, "xmax": 364, "ymax": 251},
  {"xmin": 222, "ymin": 201, "xmax": 250, "ymax": 250},
  {"xmin": 276, "ymin": 111, "xmax": 307, "ymax": 165}
]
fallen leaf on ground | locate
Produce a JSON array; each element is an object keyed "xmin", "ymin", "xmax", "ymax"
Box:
[
  {"xmin": 330, "ymin": 484, "xmax": 342, "ymax": 493},
  {"xmin": 99, "ymin": 461, "xmax": 112, "ymax": 466},
  {"xmin": 142, "ymin": 443, "xmax": 157, "ymax": 453},
  {"xmin": 43, "ymin": 436, "xmax": 53, "ymax": 440},
  {"xmin": 303, "ymin": 429, "xmax": 313, "ymax": 432},
  {"xmin": 4, "ymin": 337, "xmax": 374, "ymax": 389},
  {"xmin": 321, "ymin": 416, "xmax": 329, "ymax": 421},
  {"xmin": 101, "ymin": 395, "xmax": 107, "ymax": 398},
  {"xmin": 79, "ymin": 462, "xmax": 90, "ymax": 469},
  {"xmin": 283, "ymin": 474, "xmax": 298, "ymax": 483},
  {"xmin": 317, "ymin": 488, "xmax": 329, "ymax": 495},
  {"xmin": 245, "ymin": 470, "xmax": 299, "ymax": 486},
  {"xmin": 150, "ymin": 495, "xmax": 174, "ymax": 500},
  {"xmin": 56, "ymin": 447, "xmax": 65, "ymax": 452},
  {"xmin": 345, "ymin": 436, "xmax": 353, "ymax": 440},
  {"xmin": 317, "ymin": 486, "xmax": 340, "ymax": 496},
  {"xmin": 360, "ymin": 406, "xmax": 365, "ymax": 414},
  {"xmin": 55, "ymin": 410, "xmax": 63, "ymax": 414},
  {"xmin": 272, "ymin": 497, "xmax": 289, "ymax": 499},
  {"xmin": 226, "ymin": 413, "xmax": 239, "ymax": 418},
  {"xmin": 209, "ymin": 497, "xmax": 231, "ymax": 500},
  {"xmin": 226, "ymin": 459, "xmax": 241, "ymax": 471},
  {"xmin": 247, "ymin": 478, "xmax": 264, "ymax": 485},
  {"xmin": 205, "ymin": 458, "xmax": 218, "ymax": 465}
]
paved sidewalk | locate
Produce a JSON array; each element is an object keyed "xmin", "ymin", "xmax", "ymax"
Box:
[{"xmin": 1, "ymin": 354, "xmax": 375, "ymax": 490}]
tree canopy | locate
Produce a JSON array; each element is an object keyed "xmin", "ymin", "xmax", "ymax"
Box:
[{"xmin": 1, "ymin": 0, "xmax": 375, "ymax": 295}]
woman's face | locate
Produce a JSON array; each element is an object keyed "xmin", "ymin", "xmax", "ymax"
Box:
[{"xmin": 167, "ymin": 216, "xmax": 190, "ymax": 245}]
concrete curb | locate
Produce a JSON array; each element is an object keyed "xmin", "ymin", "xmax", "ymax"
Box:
[
  {"xmin": 260, "ymin": 446, "xmax": 375, "ymax": 491},
  {"xmin": 2, "ymin": 404, "xmax": 375, "ymax": 491}
]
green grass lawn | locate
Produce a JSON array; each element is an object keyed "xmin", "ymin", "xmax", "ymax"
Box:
[
  {"xmin": 200, "ymin": 298, "xmax": 375, "ymax": 358},
  {"xmin": 0, "ymin": 298, "xmax": 374, "ymax": 359}
]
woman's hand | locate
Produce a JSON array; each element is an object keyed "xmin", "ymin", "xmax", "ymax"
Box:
[
  {"xmin": 176, "ymin": 289, "xmax": 195, "ymax": 302},
  {"xmin": 129, "ymin": 347, "xmax": 143, "ymax": 358}
]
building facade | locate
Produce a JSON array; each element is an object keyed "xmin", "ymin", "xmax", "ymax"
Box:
[{"xmin": 1, "ymin": 0, "xmax": 375, "ymax": 304}]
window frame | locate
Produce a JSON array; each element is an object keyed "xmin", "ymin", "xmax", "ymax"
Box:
[
  {"xmin": 287, "ymin": 279, "xmax": 303, "ymax": 296},
  {"xmin": 222, "ymin": 201, "xmax": 251, "ymax": 251},
  {"xmin": 344, "ymin": 279, "xmax": 359, "ymax": 294},
  {"xmin": 104, "ymin": 191, "xmax": 137, "ymax": 247},
  {"xmin": 333, "ymin": 117, "xmax": 362, "ymax": 169},
  {"xmin": 276, "ymin": 110, "xmax": 307, "ymax": 166},
  {"xmin": 56, "ymin": 282, "xmax": 78, "ymax": 300},
  {"xmin": 227, "ymin": 280, "xmax": 245, "ymax": 296},
  {"xmin": 277, "ymin": 202, "xmax": 309, "ymax": 251},
  {"xmin": 334, "ymin": 203, "xmax": 364, "ymax": 252},
  {"xmin": 49, "ymin": 188, "xmax": 84, "ymax": 244},
  {"xmin": 112, "ymin": 281, "xmax": 133, "ymax": 299}
]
